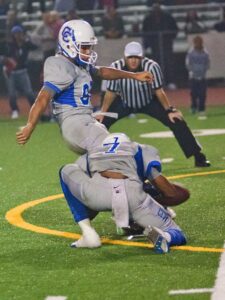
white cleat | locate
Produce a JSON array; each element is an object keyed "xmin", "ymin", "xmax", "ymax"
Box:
[
  {"xmin": 71, "ymin": 228, "xmax": 101, "ymax": 249},
  {"xmin": 11, "ymin": 110, "xmax": 19, "ymax": 119},
  {"xmin": 144, "ymin": 226, "xmax": 169, "ymax": 254}
]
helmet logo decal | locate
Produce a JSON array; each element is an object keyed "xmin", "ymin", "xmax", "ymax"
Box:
[{"xmin": 62, "ymin": 26, "xmax": 76, "ymax": 43}]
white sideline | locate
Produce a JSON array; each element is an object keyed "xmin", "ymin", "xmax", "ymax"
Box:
[
  {"xmin": 45, "ymin": 297, "xmax": 67, "ymax": 300},
  {"xmin": 169, "ymin": 288, "xmax": 213, "ymax": 295},
  {"xmin": 161, "ymin": 157, "xmax": 174, "ymax": 163},
  {"xmin": 211, "ymin": 242, "xmax": 225, "ymax": 300}
]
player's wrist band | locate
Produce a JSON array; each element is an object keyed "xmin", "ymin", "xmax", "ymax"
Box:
[{"xmin": 166, "ymin": 106, "xmax": 177, "ymax": 114}]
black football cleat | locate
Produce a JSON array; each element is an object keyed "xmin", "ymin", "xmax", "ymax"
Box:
[
  {"xmin": 122, "ymin": 221, "xmax": 144, "ymax": 236},
  {"xmin": 194, "ymin": 153, "xmax": 211, "ymax": 167}
]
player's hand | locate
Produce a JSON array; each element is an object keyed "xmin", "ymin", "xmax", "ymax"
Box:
[
  {"xmin": 168, "ymin": 110, "xmax": 183, "ymax": 123},
  {"xmin": 135, "ymin": 71, "xmax": 153, "ymax": 83},
  {"xmin": 95, "ymin": 114, "xmax": 104, "ymax": 123},
  {"xmin": 16, "ymin": 124, "xmax": 34, "ymax": 145}
]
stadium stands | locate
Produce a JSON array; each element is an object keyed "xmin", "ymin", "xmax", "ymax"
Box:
[
  {"xmin": 0, "ymin": 1, "xmax": 224, "ymax": 90},
  {"xmin": 1, "ymin": 1, "xmax": 223, "ymax": 53}
]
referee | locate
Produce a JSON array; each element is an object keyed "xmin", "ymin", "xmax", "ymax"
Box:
[{"xmin": 97, "ymin": 41, "xmax": 210, "ymax": 167}]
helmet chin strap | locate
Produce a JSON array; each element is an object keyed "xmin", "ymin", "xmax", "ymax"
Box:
[
  {"xmin": 74, "ymin": 52, "xmax": 97, "ymax": 66},
  {"xmin": 76, "ymin": 44, "xmax": 97, "ymax": 65},
  {"xmin": 74, "ymin": 56, "xmax": 89, "ymax": 67}
]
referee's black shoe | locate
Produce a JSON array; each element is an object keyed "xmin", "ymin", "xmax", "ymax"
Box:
[{"xmin": 194, "ymin": 152, "xmax": 211, "ymax": 167}]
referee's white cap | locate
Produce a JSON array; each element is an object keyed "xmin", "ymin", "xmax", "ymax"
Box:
[{"xmin": 124, "ymin": 42, "xmax": 143, "ymax": 57}]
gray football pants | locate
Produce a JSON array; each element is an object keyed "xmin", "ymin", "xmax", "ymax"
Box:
[
  {"xmin": 59, "ymin": 114, "xmax": 109, "ymax": 154},
  {"xmin": 61, "ymin": 164, "xmax": 181, "ymax": 232}
]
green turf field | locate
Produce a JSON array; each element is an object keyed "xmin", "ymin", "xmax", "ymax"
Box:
[{"xmin": 1, "ymin": 106, "xmax": 225, "ymax": 300}]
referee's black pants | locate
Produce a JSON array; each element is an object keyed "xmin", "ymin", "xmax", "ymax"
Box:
[{"xmin": 102, "ymin": 96, "xmax": 201, "ymax": 158}]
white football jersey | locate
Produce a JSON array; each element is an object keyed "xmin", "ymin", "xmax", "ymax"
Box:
[
  {"xmin": 77, "ymin": 133, "xmax": 162, "ymax": 182},
  {"xmin": 43, "ymin": 54, "xmax": 96, "ymax": 124},
  {"xmin": 42, "ymin": 54, "xmax": 109, "ymax": 154}
]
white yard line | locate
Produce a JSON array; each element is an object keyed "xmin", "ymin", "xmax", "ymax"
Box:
[
  {"xmin": 45, "ymin": 297, "xmax": 67, "ymax": 300},
  {"xmin": 169, "ymin": 242, "xmax": 225, "ymax": 298},
  {"xmin": 137, "ymin": 119, "xmax": 148, "ymax": 123},
  {"xmin": 161, "ymin": 157, "xmax": 174, "ymax": 163},
  {"xmin": 211, "ymin": 242, "xmax": 225, "ymax": 300},
  {"xmin": 169, "ymin": 288, "xmax": 213, "ymax": 295}
]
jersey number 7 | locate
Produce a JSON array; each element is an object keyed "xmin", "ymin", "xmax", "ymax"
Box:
[{"xmin": 103, "ymin": 137, "xmax": 120, "ymax": 154}]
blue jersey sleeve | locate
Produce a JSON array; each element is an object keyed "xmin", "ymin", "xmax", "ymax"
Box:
[{"xmin": 134, "ymin": 144, "xmax": 162, "ymax": 181}]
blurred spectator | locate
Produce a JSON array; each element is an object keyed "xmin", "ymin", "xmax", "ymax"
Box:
[
  {"xmin": 98, "ymin": 0, "xmax": 118, "ymax": 9},
  {"xmin": 27, "ymin": 0, "xmax": 46, "ymax": 13},
  {"xmin": 147, "ymin": 0, "xmax": 176, "ymax": 5},
  {"xmin": 210, "ymin": 0, "xmax": 225, "ymax": 2},
  {"xmin": 184, "ymin": 11, "xmax": 206, "ymax": 35},
  {"xmin": 185, "ymin": 35, "xmax": 210, "ymax": 117},
  {"xmin": 54, "ymin": 0, "xmax": 76, "ymax": 13},
  {"xmin": 3, "ymin": 26, "xmax": 37, "ymax": 119},
  {"xmin": 5, "ymin": 10, "xmax": 21, "ymax": 42},
  {"xmin": 0, "ymin": 0, "xmax": 9, "ymax": 15},
  {"xmin": 49, "ymin": 10, "xmax": 64, "ymax": 39},
  {"xmin": 142, "ymin": 3, "xmax": 178, "ymax": 88},
  {"xmin": 66, "ymin": 9, "xmax": 79, "ymax": 21},
  {"xmin": 214, "ymin": 9, "xmax": 225, "ymax": 32},
  {"xmin": 76, "ymin": 0, "xmax": 96, "ymax": 25},
  {"xmin": 148, "ymin": 0, "xmax": 207, "ymax": 4},
  {"xmin": 102, "ymin": 6, "xmax": 124, "ymax": 39},
  {"xmin": 0, "ymin": 9, "xmax": 20, "ymax": 59},
  {"xmin": 32, "ymin": 11, "xmax": 63, "ymax": 61}
]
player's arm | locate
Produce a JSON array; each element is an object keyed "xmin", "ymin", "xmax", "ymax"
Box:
[
  {"xmin": 155, "ymin": 88, "xmax": 183, "ymax": 123},
  {"xmin": 151, "ymin": 174, "xmax": 190, "ymax": 206},
  {"xmin": 141, "ymin": 144, "xmax": 189, "ymax": 206},
  {"xmin": 16, "ymin": 88, "xmax": 53, "ymax": 145},
  {"xmin": 96, "ymin": 66, "xmax": 153, "ymax": 83},
  {"xmin": 149, "ymin": 61, "xmax": 182, "ymax": 123}
]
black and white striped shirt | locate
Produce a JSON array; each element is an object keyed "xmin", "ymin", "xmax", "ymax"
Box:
[{"xmin": 107, "ymin": 57, "xmax": 163, "ymax": 109}]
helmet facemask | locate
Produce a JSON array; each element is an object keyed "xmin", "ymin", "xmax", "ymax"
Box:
[{"xmin": 75, "ymin": 43, "xmax": 98, "ymax": 65}]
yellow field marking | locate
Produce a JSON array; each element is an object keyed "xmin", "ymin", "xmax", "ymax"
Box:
[
  {"xmin": 5, "ymin": 194, "xmax": 79, "ymax": 240},
  {"xmin": 167, "ymin": 169, "xmax": 225, "ymax": 180},
  {"xmin": 5, "ymin": 169, "xmax": 225, "ymax": 253}
]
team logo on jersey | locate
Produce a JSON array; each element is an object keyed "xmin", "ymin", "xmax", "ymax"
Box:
[{"xmin": 62, "ymin": 26, "xmax": 76, "ymax": 43}]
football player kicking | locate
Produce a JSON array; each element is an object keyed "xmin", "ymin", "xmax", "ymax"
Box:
[
  {"xmin": 59, "ymin": 133, "xmax": 189, "ymax": 254},
  {"xmin": 16, "ymin": 20, "xmax": 153, "ymax": 154}
]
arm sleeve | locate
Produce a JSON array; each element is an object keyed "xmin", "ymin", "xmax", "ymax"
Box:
[
  {"xmin": 43, "ymin": 57, "xmax": 76, "ymax": 94},
  {"xmin": 106, "ymin": 78, "xmax": 119, "ymax": 92},
  {"xmin": 106, "ymin": 62, "xmax": 120, "ymax": 92},
  {"xmin": 148, "ymin": 61, "xmax": 163, "ymax": 90},
  {"xmin": 90, "ymin": 65, "xmax": 99, "ymax": 76},
  {"xmin": 141, "ymin": 144, "xmax": 162, "ymax": 181}
]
